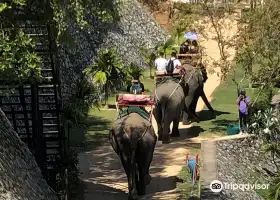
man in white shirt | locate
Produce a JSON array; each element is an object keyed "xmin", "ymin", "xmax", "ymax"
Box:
[
  {"xmin": 166, "ymin": 51, "xmax": 182, "ymax": 74},
  {"xmin": 154, "ymin": 52, "xmax": 168, "ymax": 72},
  {"xmin": 169, "ymin": 52, "xmax": 182, "ymax": 68}
]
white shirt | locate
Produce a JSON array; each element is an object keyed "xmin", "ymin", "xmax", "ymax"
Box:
[
  {"xmin": 155, "ymin": 57, "xmax": 168, "ymax": 72},
  {"xmin": 169, "ymin": 57, "xmax": 181, "ymax": 67}
]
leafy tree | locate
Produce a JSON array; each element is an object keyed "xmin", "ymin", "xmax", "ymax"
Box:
[
  {"xmin": 63, "ymin": 75, "xmax": 100, "ymax": 127},
  {"xmin": 154, "ymin": 37, "xmax": 175, "ymax": 58},
  {"xmin": 140, "ymin": 47, "xmax": 157, "ymax": 77},
  {"xmin": 0, "ymin": 29, "xmax": 41, "ymax": 84},
  {"xmin": 127, "ymin": 62, "xmax": 144, "ymax": 80},
  {"xmin": 83, "ymin": 48, "xmax": 126, "ymax": 104},
  {"xmin": 235, "ymin": 0, "xmax": 280, "ymax": 102},
  {"xmin": 0, "ymin": 0, "xmax": 121, "ymax": 86}
]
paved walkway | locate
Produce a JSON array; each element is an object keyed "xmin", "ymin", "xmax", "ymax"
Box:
[{"xmin": 77, "ymin": 16, "xmax": 238, "ymax": 200}]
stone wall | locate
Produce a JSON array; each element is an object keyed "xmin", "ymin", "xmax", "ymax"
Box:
[
  {"xmin": 58, "ymin": 0, "xmax": 168, "ymax": 101},
  {"xmin": 216, "ymin": 137, "xmax": 272, "ymax": 199},
  {"xmin": 200, "ymin": 136, "xmax": 275, "ymax": 200},
  {"xmin": 0, "ymin": 109, "xmax": 58, "ymax": 200}
]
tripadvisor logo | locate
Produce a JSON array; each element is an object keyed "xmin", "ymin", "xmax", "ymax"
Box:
[
  {"xmin": 210, "ymin": 180, "xmax": 223, "ymax": 193},
  {"xmin": 210, "ymin": 180, "xmax": 269, "ymax": 192}
]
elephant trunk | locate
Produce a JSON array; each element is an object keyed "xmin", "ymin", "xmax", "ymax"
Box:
[{"xmin": 200, "ymin": 89, "xmax": 214, "ymax": 112}]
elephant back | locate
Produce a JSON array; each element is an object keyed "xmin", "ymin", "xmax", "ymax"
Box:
[
  {"xmin": 182, "ymin": 63, "xmax": 196, "ymax": 73},
  {"xmin": 117, "ymin": 106, "xmax": 150, "ymax": 121},
  {"xmin": 111, "ymin": 112, "xmax": 153, "ymax": 138}
]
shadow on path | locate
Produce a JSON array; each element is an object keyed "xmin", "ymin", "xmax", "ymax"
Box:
[{"xmin": 197, "ymin": 109, "xmax": 230, "ymax": 122}]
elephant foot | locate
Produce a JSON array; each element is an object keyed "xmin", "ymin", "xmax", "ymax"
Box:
[
  {"xmin": 158, "ymin": 134, "xmax": 163, "ymax": 141},
  {"xmin": 170, "ymin": 129, "xmax": 180, "ymax": 137},
  {"xmin": 193, "ymin": 117, "xmax": 200, "ymax": 123},
  {"xmin": 138, "ymin": 189, "xmax": 146, "ymax": 196},
  {"xmin": 182, "ymin": 120, "xmax": 192, "ymax": 125},
  {"xmin": 162, "ymin": 137, "xmax": 171, "ymax": 144},
  {"xmin": 144, "ymin": 174, "xmax": 152, "ymax": 185},
  {"xmin": 128, "ymin": 189, "xmax": 138, "ymax": 200}
]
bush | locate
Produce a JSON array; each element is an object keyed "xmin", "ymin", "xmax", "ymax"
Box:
[
  {"xmin": 249, "ymin": 87, "xmax": 276, "ymax": 116},
  {"xmin": 63, "ymin": 75, "xmax": 100, "ymax": 128},
  {"xmin": 57, "ymin": 148, "xmax": 80, "ymax": 200},
  {"xmin": 248, "ymin": 108, "xmax": 280, "ymax": 200}
]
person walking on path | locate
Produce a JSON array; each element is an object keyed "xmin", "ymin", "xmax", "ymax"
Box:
[{"xmin": 236, "ymin": 88, "xmax": 250, "ymax": 134}]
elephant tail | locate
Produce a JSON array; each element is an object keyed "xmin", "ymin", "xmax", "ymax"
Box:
[
  {"xmin": 127, "ymin": 128, "xmax": 138, "ymax": 194},
  {"xmin": 161, "ymin": 101, "xmax": 168, "ymax": 125}
]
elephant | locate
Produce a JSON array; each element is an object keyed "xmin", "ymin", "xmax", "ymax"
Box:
[
  {"xmin": 153, "ymin": 63, "xmax": 214, "ymax": 143},
  {"xmin": 109, "ymin": 112, "xmax": 157, "ymax": 200},
  {"xmin": 153, "ymin": 77, "xmax": 186, "ymax": 143},
  {"xmin": 180, "ymin": 63, "xmax": 215, "ymax": 125}
]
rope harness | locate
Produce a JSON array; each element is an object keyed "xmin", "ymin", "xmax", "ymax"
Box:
[{"xmin": 154, "ymin": 68, "xmax": 195, "ymax": 102}]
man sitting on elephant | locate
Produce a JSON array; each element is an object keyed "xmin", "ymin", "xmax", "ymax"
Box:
[
  {"xmin": 168, "ymin": 52, "xmax": 182, "ymax": 70},
  {"xmin": 126, "ymin": 75, "xmax": 145, "ymax": 94}
]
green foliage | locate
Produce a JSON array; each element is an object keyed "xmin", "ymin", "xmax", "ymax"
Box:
[
  {"xmin": 66, "ymin": 148, "xmax": 80, "ymax": 199},
  {"xmin": 0, "ymin": 0, "xmax": 121, "ymax": 85},
  {"xmin": 249, "ymin": 87, "xmax": 276, "ymax": 114},
  {"xmin": 236, "ymin": 0, "xmax": 280, "ymax": 88},
  {"xmin": 155, "ymin": 37, "xmax": 175, "ymax": 57},
  {"xmin": 83, "ymin": 48, "xmax": 126, "ymax": 103},
  {"xmin": 63, "ymin": 75, "xmax": 100, "ymax": 128},
  {"xmin": 57, "ymin": 148, "xmax": 80, "ymax": 199},
  {"xmin": 249, "ymin": 108, "xmax": 280, "ymax": 200},
  {"xmin": 0, "ymin": 29, "xmax": 41, "ymax": 84},
  {"xmin": 269, "ymin": 176, "xmax": 280, "ymax": 200},
  {"xmin": 127, "ymin": 63, "xmax": 144, "ymax": 80}
]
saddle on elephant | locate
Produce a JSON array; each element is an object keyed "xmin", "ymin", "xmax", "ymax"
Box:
[
  {"xmin": 154, "ymin": 68, "xmax": 185, "ymax": 85},
  {"xmin": 115, "ymin": 93, "xmax": 154, "ymax": 121}
]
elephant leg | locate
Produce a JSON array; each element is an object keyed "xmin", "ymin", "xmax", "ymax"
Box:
[
  {"xmin": 153, "ymin": 105, "xmax": 163, "ymax": 140},
  {"xmin": 162, "ymin": 117, "xmax": 172, "ymax": 144},
  {"xmin": 170, "ymin": 117, "xmax": 180, "ymax": 137},
  {"xmin": 119, "ymin": 147, "xmax": 137, "ymax": 200},
  {"xmin": 189, "ymin": 95, "xmax": 200, "ymax": 120},
  {"xmin": 182, "ymin": 97, "xmax": 200, "ymax": 125},
  {"xmin": 136, "ymin": 137, "xmax": 156, "ymax": 195}
]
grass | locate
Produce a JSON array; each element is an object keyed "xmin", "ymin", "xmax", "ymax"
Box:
[
  {"xmin": 177, "ymin": 143, "xmax": 201, "ymax": 199},
  {"xmin": 192, "ymin": 66, "xmax": 255, "ymax": 136}
]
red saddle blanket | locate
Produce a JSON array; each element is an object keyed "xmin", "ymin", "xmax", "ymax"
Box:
[{"xmin": 118, "ymin": 94, "xmax": 153, "ymax": 104}]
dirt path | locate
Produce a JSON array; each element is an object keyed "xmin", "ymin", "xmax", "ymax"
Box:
[{"xmin": 77, "ymin": 16, "xmax": 238, "ymax": 200}]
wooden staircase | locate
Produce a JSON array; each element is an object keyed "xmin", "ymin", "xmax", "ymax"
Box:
[{"xmin": 0, "ymin": 24, "xmax": 66, "ymax": 191}]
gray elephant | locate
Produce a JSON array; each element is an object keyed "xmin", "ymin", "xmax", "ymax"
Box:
[
  {"xmin": 153, "ymin": 63, "xmax": 214, "ymax": 143},
  {"xmin": 109, "ymin": 111, "xmax": 157, "ymax": 200},
  {"xmin": 153, "ymin": 77, "xmax": 186, "ymax": 143},
  {"xmin": 180, "ymin": 63, "xmax": 214, "ymax": 124}
]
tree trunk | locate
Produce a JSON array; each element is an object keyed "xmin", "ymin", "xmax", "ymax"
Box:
[{"xmin": 0, "ymin": 108, "xmax": 59, "ymax": 200}]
